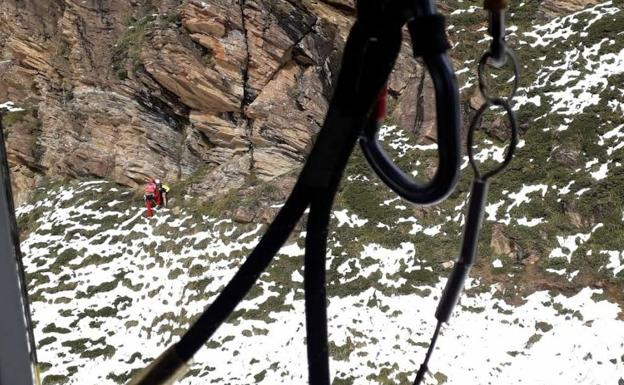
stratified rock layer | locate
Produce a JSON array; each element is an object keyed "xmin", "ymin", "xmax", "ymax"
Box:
[
  {"xmin": 0, "ymin": 0, "xmax": 433, "ymax": 203},
  {"xmin": 0, "ymin": 0, "xmax": 595, "ymax": 203}
]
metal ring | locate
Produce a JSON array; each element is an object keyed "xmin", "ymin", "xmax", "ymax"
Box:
[
  {"xmin": 477, "ymin": 47, "xmax": 519, "ymax": 103},
  {"xmin": 467, "ymin": 97, "xmax": 518, "ymax": 181}
]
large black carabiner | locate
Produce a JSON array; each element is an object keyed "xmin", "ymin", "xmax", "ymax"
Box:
[{"xmin": 358, "ymin": 0, "xmax": 461, "ymax": 206}]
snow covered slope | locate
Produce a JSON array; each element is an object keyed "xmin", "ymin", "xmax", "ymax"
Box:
[
  {"xmin": 17, "ymin": 2, "xmax": 624, "ymax": 385},
  {"xmin": 18, "ymin": 181, "xmax": 624, "ymax": 385}
]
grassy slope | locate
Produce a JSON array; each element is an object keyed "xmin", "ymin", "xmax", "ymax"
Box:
[{"xmin": 18, "ymin": 178, "xmax": 624, "ymax": 385}]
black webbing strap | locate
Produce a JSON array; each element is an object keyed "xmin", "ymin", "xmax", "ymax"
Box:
[
  {"xmin": 408, "ymin": 14, "xmax": 451, "ymax": 57},
  {"xmin": 413, "ymin": 321, "xmax": 442, "ymax": 384},
  {"xmin": 177, "ymin": 183, "xmax": 310, "ymax": 360},
  {"xmin": 176, "ymin": 24, "xmax": 376, "ymax": 372},
  {"xmin": 303, "ymin": 106, "xmax": 365, "ymax": 384},
  {"xmin": 129, "ymin": 2, "xmax": 416, "ymax": 384},
  {"xmin": 484, "ymin": 0, "xmax": 509, "ymax": 11},
  {"xmin": 304, "ymin": 192, "xmax": 333, "ymax": 385},
  {"xmin": 177, "ymin": 134, "xmax": 360, "ymax": 385}
]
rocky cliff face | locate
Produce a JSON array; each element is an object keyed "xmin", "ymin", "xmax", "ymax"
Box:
[
  {"xmin": 0, "ymin": 0, "xmax": 600, "ymax": 204},
  {"xmin": 0, "ymin": 0, "xmax": 431, "ymax": 204}
]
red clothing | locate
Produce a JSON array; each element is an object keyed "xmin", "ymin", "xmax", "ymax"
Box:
[
  {"xmin": 145, "ymin": 183, "xmax": 157, "ymax": 194},
  {"xmin": 144, "ymin": 182, "xmax": 160, "ymax": 217},
  {"xmin": 145, "ymin": 197, "xmax": 154, "ymax": 217}
]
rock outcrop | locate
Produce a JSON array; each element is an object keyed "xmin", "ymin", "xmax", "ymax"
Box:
[
  {"xmin": 490, "ymin": 223, "xmax": 513, "ymax": 256},
  {"xmin": 0, "ymin": 0, "xmax": 600, "ymax": 204},
  {"xmin": 0, "ymin": 0, "xmax": 435, "ymax": 203},
  {"xmin": 538, "ymin": 0, "xmax": 601, "ymax": 19}
]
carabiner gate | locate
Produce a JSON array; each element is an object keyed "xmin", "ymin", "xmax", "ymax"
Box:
[{"xmin": 359, "ymin": 0, "xmax": 461, "ymax": 206}]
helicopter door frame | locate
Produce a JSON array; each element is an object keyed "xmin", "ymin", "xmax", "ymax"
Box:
[{"xmin": 0, "ymin": 115, "xmax": 38, "ymax": 385}]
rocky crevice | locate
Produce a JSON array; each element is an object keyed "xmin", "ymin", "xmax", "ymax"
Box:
[
  {"xmin": 239, "ymin": 0, "xmax": 255, "ymax": 176},
  {"xmin": 1, "ymin": 0, "xmax": 339, "ymax": 200},
  {"xmin": 413, "ymin": 66, "xmax": 427, "ymax": 136}
]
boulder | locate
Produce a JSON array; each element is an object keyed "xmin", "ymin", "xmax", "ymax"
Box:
[{"xmin": 490, "ymin": 224, "xmax": 513, "ymax": 256}]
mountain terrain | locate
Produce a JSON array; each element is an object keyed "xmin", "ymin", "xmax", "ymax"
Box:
[
  {"xmin": 0, "ymin": 0, "xmax": 608, "ymax": 204},
  {"xmin": 1, "ymin": 0, "xmax": 431, "ymax": 204},
  {"xmin": 4, "ymin": 0, "xmax": 624, "ymax": 384}
]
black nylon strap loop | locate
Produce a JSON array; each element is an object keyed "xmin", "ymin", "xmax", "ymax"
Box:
[
  {"xmin": 128, "ymin": 2, "xmax": 463, "ymax": 385},
  {"xmin": 409, "ymin": 14, "xmax": 450, "ymax": 57}
]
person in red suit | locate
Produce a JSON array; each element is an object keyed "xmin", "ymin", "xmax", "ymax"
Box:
[{"xmin": 144, "ymin": 178, "xmax": 159, "ymax": 217}]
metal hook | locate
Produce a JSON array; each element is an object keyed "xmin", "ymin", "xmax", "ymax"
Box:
[{"xmin": 358, "ymin": 3, "xmax": 461, "ymax": 206}]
